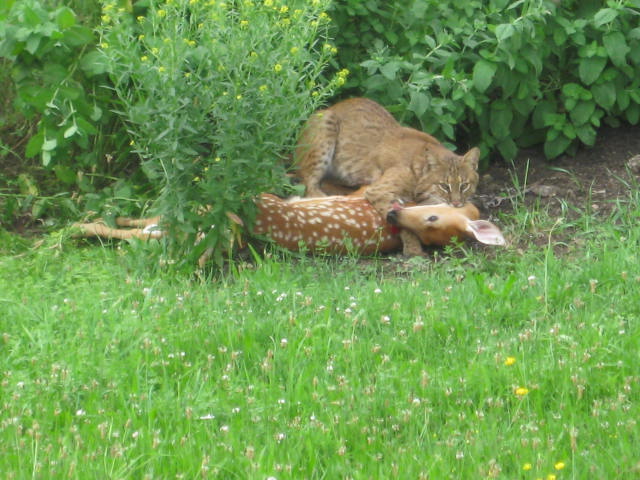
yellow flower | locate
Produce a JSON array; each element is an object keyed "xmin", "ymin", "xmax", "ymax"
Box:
[
  {"xmin": 263, "ymin": 0, "xmax": 273, "ymax": 6},
  {"xmin": 338, "ymin": 68, "xmax": 350, "ymax": 78},
  {"xmin": 184, "ymin": 72, "xmax": 192, "ymax": 78},
  {"xmin": 515, "ymin": 387, "xmax": 529, "ymax": 396},
  {"xmin": 280, "ymin": 6, "xmax": 289, "ymax": 13},
  {"xmin": 259, "ymin": 85, "xmax": 267, "ymax": 92},
  {"xmin": 100, "ymin": 42, "xmax": 109, "ymax": 49},
  {"xmin": 137, "ymin": 15, "xmax": 145, "ymax": 22},
  {"xmin": 522, "ymin": 463, "xmax": 532, "ymax": 471},
  {"xmin": 101, "ymin": 14, "xmax": 111, "ymax": 23},
  {"xmin": 336, "ymin": 76, "xmax": 345, "ymax": 87},
  {"xmin": 189, "ymin": 0, "xmax": 198, "ymax": 4},
  {"xmin": 274, "ymin": 63, "xmax": 282, "ymax": 72},
  {"xmin": 151, "ymin": 47, "xmax": 159, "ymax": 55},
  {"xmin": 157, "ymin": 9, "xmax": 167, "ymax": 17},
  {"xmin": 140, "ymin": 55, "xmax": 149, "ymax": 62},
  {"xmin": 290, "ymin": 47, "xmax": 299, "ymax": 54},
  {"xmin": 547, "ymin": 475, "xmax": 557, "ymax": 480},
  {"xmin": 554, "ymin": 462, "xmax": 565, "ymax": 470},
  {"xmin": 129, "ymin": 139, "xmax": 135, "ymax": 146},
  {"xmin": 240, "ymin": 20, "xmax": 249, "ymax": 28},
  {"xmin": 138, "ymin": 34, "xmax": 145, "ymax": 40},
  {"xmin": 158, "ymin": 66, "xmax": 166, "ymax": 72},
  {"xmin": 236, "ymin": 95, "xmax": 242, "ymax": 100},
  {"xmin": 214, "ymin": 157, "xmax": 221, "ymax": 162},
  {"xmin": 504, "ymin": 356, "xmax": 516, "ymax": 366}
]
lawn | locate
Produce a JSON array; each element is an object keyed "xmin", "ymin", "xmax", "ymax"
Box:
[{"xmin": 1, "ymin": 202, "xmax": 639, "ymax": 479}]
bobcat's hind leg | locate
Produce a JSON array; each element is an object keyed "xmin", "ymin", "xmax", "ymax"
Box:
[{"xmin": 295, "ymin": 110, "xmax": 340, "ymax": 197}]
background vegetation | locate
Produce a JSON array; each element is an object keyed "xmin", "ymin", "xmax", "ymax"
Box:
[{"xmin": 1, "ymin": 0, "xmax": 640, "ymax": 264}]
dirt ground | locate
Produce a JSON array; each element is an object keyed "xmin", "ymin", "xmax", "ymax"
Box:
[{"xmin": 476, "ymin": 124, "xmax": 640, "ymax": 231}]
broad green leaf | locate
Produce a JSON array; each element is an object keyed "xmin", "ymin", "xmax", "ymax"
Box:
[
  {"xmin": 593, "ymin": 8, "xmax": 618, "ymax": 28},
  {"xmin": 578, "ymin": 56, "xmax": 607, "ymax": 85},
  {"xmin": 407, "ymin": 91, "xmax": 430, "ymax": 117},
  {"xmin": 42, "ymin": 138, "xmax": 58, "ymax": 151},
  {"xmin": 575, "ymin": 124, "xmax": 596, "ymax": 146},
  {"xmin": 496, "ymin": 137, "xmax": 517, "ymax": 160},
  {"xmin": 25, "ymin": 34, "xmax": 41, "ymax": 54},
  {"xmin": 380, "ymin": 61, "xmax": 400, "ymax": 80},
  {"xmin": 626, "ymin": 103, "xmax": 639, "ymax": 124},
  {"xmin": 617, "ymin": 90, "xmax": 630, "ymax": 111},
  {"xmin": 62, "ymin": 25, "xmax": 94, "ymax": 47},
  {"xmin": 55, "ymin": 7, "xmax": 76, "ymax": 29},
  {"xmin": 490, "ymin": 101, "xmax": 513, "ymax": 139},
  {"xmin": 591, "ymin": 82, "xmax": 616, "ymax": 110},
  {"xmin": 25, "ymin": 132, "xmax": 44, "ymax": 158},
  {"xmin": 41, "ymin": 150, "xmax": 52, "ymax": 166},
  {"xmin": 603, "ymin": 31, "xmax": 629, "ymax": 68},
  {"xmin": 63, "ymin": 124, "xmax": 78, "ymax": 138},
  {"xmin": 495, "ymin": 24, "xmax": 515, "ymax": 42},
  {"xmin": 562, "ymin": 83, "xmax": 591, "ymax": 100},
  {"xmin": 544, "ymin": 132, "xmax": 572, "ymax": 159},
  {"xmin": 80, "ymin": 50, "xmax": 109, "ymax": 76},
  {"xmin": 569, "ymin": 100, "xmax": 596, "ymax": 125},
  {"xmin": 472, "ymin": 60, "xmax": 496, "ymax": 93},
  {"xmin": 54, "ymin": 164, "xmax": 77, "ymax": 184}
]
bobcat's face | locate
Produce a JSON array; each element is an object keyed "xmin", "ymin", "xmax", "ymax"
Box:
[{"xmin": 415, "ymin": 147, "xmax": 480, "ymax": 207}]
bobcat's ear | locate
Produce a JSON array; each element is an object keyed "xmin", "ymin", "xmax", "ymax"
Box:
[
  {"xmin": 463, "ymin": 147, "xmax": 480, "ymax": 169},
  {"xmin": 422, "ymin": 149, "xmax": 440, "ymax": 170}
]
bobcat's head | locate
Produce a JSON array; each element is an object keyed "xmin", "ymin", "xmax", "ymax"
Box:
[{"xmin": 415, "ymin": 146, "xmax": 480, "ymax": 207}]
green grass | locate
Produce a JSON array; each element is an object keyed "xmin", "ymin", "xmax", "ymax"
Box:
[{"xmin": 1, "ymin": 201, "xmax": 639, "ymax": 479}]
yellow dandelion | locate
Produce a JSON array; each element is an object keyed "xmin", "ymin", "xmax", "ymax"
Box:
[
  {"xmin": 138, "ymin": 34, "xmax": 145, "ymax": 40},
  {"xmin": 184, "ymin": 72, "xmax": 192, "ymax": 78},
  {"xmin": 157, "ymin": 9, "xmax": 167, "ymax": 17},
  {"xmin": 504, "ymin": 356, "xmax": 516, "ymax": 366},
  {"xmin": 240, "ymin": 20, "xmax": 249, "ymax": 28},
  {"xmin": 193, "ymin": 176, "xmax": 200, "ymax": 182},
  {"xmin": 263, "ymin": 0, "xmax": 273, "ymax": 6},
  {"xmin": 259, "ymin": 85, "xmax": 267, "ymax": 92},
  {"xmin": 214, "ymin": 157, "xmax": 221, "ymax": 162},
  {"xmin": 250, "ymin": 51, "xmax": 258, "ymax": 58},
  {"xmin": 158, "ymin": 66, "xmax": 166, "ymax": 73},
  {"xmin": 515, "ymin": 387, "xmax": 529, "ymax": 396},
  {"xmin": 129, "ymin": 139, "xmax": 135, "ymax": 146},
  {"xmin": 319, "ymin": 12, "xmax": 330, "ymax": 21},
  {"xmin": 101, "ymin": 14, "xmax": 111, "ymax": 23},
  {"xmin": 140, "ymin": 55, "xmax": 148, "ymax": 62},
  {"xmin": 188, "ymin": 40, "xmax": 196, "ymax": 47},
  {"xmin": 274, "ymin": 63, "xmax": 283, "ymax": 72},
  {"xmin": 236, "ymin": 95, "xmax": 242, "ymax": 100},
  {"xmin": 554, "ymin": 462, "xmax": 565, "ymax": 470},
  {"xmin": 522, "ymin": 463, "xmax": 532, "ymax": 471},
  {"xmin": 290, "ymin": 47, "xmax": 299, "ymax": 54},
  {"xmin": 280, "ymin": 6, "xmax": 289, "ymax": 13},
  {"xmin": 331, "ymin": 46, "xmax": 338, "ymax": 54},
  {"xmin": 100, "ymin": 42, "xmax": 109, "ymax": 49},
  {"xmin": 137, "ymin": 15, "xmax": 145, "ymax": 22},
  {"xmin": 151, "ymin": 47, "xmax": 159, "ymax": 55},
  {"xmin": 547, "ymin": 475, "xmax": 557, "ymax": 480}
]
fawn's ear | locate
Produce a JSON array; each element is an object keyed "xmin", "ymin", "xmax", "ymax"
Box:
[{"xmin": 466, "ymin": 220, "xmax": 505, "ymax": 245}]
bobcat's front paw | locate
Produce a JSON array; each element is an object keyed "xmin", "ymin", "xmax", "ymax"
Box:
[{"xmin": 400, "ymin": 231, "xmax": 426, "ymax": 257}]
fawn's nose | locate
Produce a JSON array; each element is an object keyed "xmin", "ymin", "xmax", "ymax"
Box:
[{"xmin": 386, "ymin": 209, "xmax": 399, "ymax": 225}]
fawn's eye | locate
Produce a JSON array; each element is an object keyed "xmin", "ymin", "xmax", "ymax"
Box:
[
  {"xmin": 426, "ymin": 215, "xmax": 439, "ymax": 223},
  {"xmin": 438, "ymin": 183, "xmax": 451, "ymax": 193}
]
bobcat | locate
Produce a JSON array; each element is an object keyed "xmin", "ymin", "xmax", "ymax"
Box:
[{"xmin": 294, "ymin": 97, "xmax": 480, "ymax": 256}]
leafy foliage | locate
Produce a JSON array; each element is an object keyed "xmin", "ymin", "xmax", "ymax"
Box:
[
  {"xmin": 97, "ymin": 0, "xmax": 340, "ymax": 266},
  {"xmin": 329, "ymin": 0, "xmax": 640, "ymax": 162}
]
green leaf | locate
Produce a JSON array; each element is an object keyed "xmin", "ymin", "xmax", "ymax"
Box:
[
  {"xmin": 626, "ymin": 103, "xmax": 639, "ymax": 124},
  {"xmin": 54, "ymin": 164, "xmax": 77, "ymax": 184},
  {"xmin": 496, "ymin": 137, "xmax": 517, "ymax": 160},
  {"xmin": 544, "ymin": 132, "xmax": 572, "ymax": 159},
  {"xmin": 63, "ymin": 124, "xmax": 78, "ymax": 138},
  {"xmin": 593, "ymin": 8, "xmax": 618, "ymax": 28},
  {"xmin": 55, "ymin": 7, "xmax": 76, "ymax": 29},
  {"xmin": 489, "ymin": 101, "xmax": 513, "ymax": 139},
  {"xmin": 25, "ymin": 34, "xmax": 41, "ymax": 54},
  {"xmin": 569, "ymin": 100, "xmax": 596, "ymax": 125},
  {"xmin": 380, "ymin": 61, "xmax": 400, "ymax": 80},
  {"xmin": 407, "ymin": 91, "xmax": 430, "ymax": 117},
  {"xmin": 495, "ymin": 24, "xmax": 515, "ymax": 42},
  {"xmin": 603, "ymin": 31, "xmax": 629, "ymax": 68},
  {"xmin": 42, "ymin": 150, "xmax": 52, "ymax": 167},
  {"xmin": 578, "ymin": 56, "xmax": 607, "ymax": 86},
  {"xmin": 80, "ymin": 50, "xmax": 109, "ymax": 76},
  {"xmin": 25, "ymin": 131, "xmax": 44, "ymax": 158},
  {"xmin": 42, "ymin": 138, "xmax": 58, "ymax": 151},
  {"xmin": 472, "ymin": 60, "xmax": 497, "ymax": 93},
  {"xmin": 575, "ymin": 124, "xmax": 596, "ymax": 146},
  {"xmin": 62, "ymin": 25, "xmax": 94, "ymax": 47},
  {"xmin": 591, "ymin": 82, "xmax": 616, "ymax": 110}
]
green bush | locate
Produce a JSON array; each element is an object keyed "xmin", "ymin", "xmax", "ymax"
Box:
[
  {"xmin": 330, "ymin": 0, "xmax": 640, "ymax": 162},
  {"xmin": 97, "ymin": 0, "xmax": 341, "ymax": 266},
  {"xmin": 0, "ymin": 0, "xmax": 136, "ymax": 221}
]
